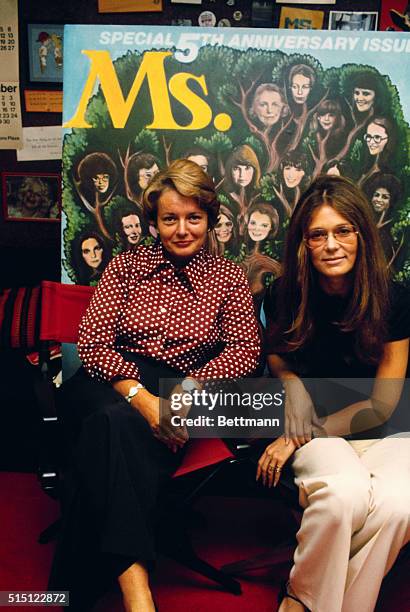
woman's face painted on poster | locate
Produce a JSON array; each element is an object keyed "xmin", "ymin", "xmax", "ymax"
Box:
[
  {"xmin": 283, "ymin": 163, "xmax": 305, "ymax": 188},
  {"xmin": 318, "ymin": 112, "xmax": 336, "ymax": 131},
  {"xmin": 372, "ymin": 187, "xmax": 391, "ymax": 212},
  {"xmin": 122, "ymin": 213, "xmax": 142, "ymax": 245},
  {"xmin": 81, "ymin": 238, "xmax": 103, "ymax": 269},
  {"xmin": 232, "ymin": 164, "xmax": 254, "ymax": 188},
  {"xmin": 187, "ymin": 154, "xmax": 209, "ymax": 174},
  {"xmin": 365, "ymin": 123, "xmax": 389, "ymax": 156},
  {"xmin": 353, "ymin": 87, "xmax": 375, "ymax": 113},
  {"xmin": 92, "ymin": 173, "xmax": 110, "ymax": 193},
  {"xmin": 248, "ymin": 211, "xmax": 272, "ymax": 242},
  {"xmin": 215, "ymin": 213, "xmax": 233, "ymax": 243},
  {"xmin": 138, "ymin": 163, "xmax": 159, "ymax": 190},
  {"xmin": 291, "ymin": 73, "xmax": 311, "ymax": 105},
  {"xmin": 253, "ymin": 90, "xmax": 285, "ymax": 127}
]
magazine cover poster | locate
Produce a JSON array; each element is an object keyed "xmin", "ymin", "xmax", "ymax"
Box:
[{"xmin": 62, "ymin": 26, "xmax": 410, "ymax": 302}]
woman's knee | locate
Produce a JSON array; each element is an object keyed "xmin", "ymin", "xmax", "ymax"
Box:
[
  {"xmin": 308, "ymin": 475, "xmax": 370, "ymax": 531},
  {"xmin": 375, "ymin": 487, "xmax": 410, "ymax": 532}
]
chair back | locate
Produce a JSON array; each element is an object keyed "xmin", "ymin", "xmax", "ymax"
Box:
[{"xmin": 40, "ymin": 281, "xmax": 95, "ymax": 344}]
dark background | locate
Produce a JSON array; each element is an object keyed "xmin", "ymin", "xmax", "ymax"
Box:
[{"xmin": 0, "ymin": 0, "xmax": 384, "ymax": 288}]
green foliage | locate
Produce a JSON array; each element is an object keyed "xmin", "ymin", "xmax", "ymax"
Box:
[
  {"xmin": 225, "ymin": 242, "xmax": 247, "ymax": 263},
  {"xmin": 260, "ymin": 173, "xmax": 280, "ymax": 202},
  {"xmin": 243, "ymin": 135, "xmax": 266, "ymax": 167},
  {"xmin": 134, "ymin": 129, "xmax": 160, "ymax": 155},
  {"xmin": 348, "ymin": 139, "xmax": 364, "ymax": 169},
  {"xmin": 195, "ymin": 133, "xmax": 232, "ymax": 156}
]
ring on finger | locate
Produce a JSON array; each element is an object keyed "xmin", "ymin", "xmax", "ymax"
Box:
[{"xmin": 275, "ymin": 466, "xmax": 282, "ymax": 473}]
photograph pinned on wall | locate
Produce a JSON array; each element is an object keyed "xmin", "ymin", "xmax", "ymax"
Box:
[
  {"xmin": 251, "ymin": 2, "xmax": 273, "ymax": 28},
  {"xmin": 280, "ymin": 7, "xmax": 324, "ymax": 29},
  {"xmin": 2, "ymin": 173, "xmax": 61, "ymax": 222},
  {"xmin": 328, "ymin": 11, "xmax": 378, "ymax": 31},
  {"xmin": 380, "ymin": 0, "xmax": 410, "ymax": 31},
  {"xmin": 27, "ymin": 24, "xmax": 63, "ymax": 83},
  {"xmin": 98, "ymin": 0, "xmax": 162, "ymax": 12}
]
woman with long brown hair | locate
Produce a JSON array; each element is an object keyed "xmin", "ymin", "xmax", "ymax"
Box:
[
  {"xmin": 222, "ymin": 144, "xmax": 261, "ymax": 231},
  {"xmin": 260, "ymin": 175, "xmax": 410, "ymax": 611}
]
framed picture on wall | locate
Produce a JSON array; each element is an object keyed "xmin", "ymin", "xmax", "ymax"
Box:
[
  {"xmin": 2, "ymin": 173, "xmax": 61, "ymax": 222},
  {"xmin": 328, "ymin": 11, "xmax": 378, "ymax": 31},
  {"xmin": 27, "ymin": 24, "xmax": 64, "ymax": 83}
]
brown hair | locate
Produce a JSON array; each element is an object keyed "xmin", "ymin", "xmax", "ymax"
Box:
[
  {"xmin": 142, "ymin": 158, "xmax": 220, "ymax": 229},
  {"xmin": 223, "ymin": 144, "xmax": 261, "ymax": 193},
  {"xmin": 274, "ymin": 174, "xmax": 389, "ymax": 364},
  {"xmin": 289, "ymin": 64, "xmax": 316, "ymax": 89}
]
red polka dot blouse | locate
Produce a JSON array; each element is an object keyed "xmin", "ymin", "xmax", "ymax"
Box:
[{"xmin": 78, "ymin": 243, "xmax": 261, "ymax": 383}]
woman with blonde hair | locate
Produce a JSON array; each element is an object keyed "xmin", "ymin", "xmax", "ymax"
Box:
[{"xmin": 49, "ymin": 159, "xmax": 261, "ymax": 611}]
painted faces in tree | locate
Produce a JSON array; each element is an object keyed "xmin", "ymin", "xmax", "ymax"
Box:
[
  {"xmin": 215, "ymin": 213, "xmax": 233, "ymax": 243},
  {"xmin": 353, "ymin": 88, "xmax": 375, "ymax": 113},
  {"xmin": 138, "ymin": 164, "xmax": 159, "ymax": 190},
  {"xmin": 253, "ymin": 89, "xmax": 286, "ymax": 127},
  {"xmin": 122, "ymin": 213, "xmax": 142, "ymax": 246},
  {"xmin": 318, "ymin": 112, "xmax": 337, "ymax": 132},
  {"xmin": 187, "ymin": 154, "xmax": 209, "ymax": 174},
  {"xmin": 92, "ymin": 173, "xmax": 110, "ymax": 194},
  {"xmin": 247, "ymin": 211, "xmax": 272, "ymax": 242},
  {"xmin": 232, "ymin": 164, "xmax": 254, "ymax": 188},
  {"xmin": 372, "ymin": 187, "xmax": 391, "ymax": 212},
  {"xmin": 291, "ymin": 73, "xmax": 311, "ymax": 105},
  {"xmin": 365, "ymin": 122, "xmax": 389, "ymax": 156},
  {"xmin": 283, "ymin": 163, "xmax": 305, "ymax": 188},
  {"xmin": 81, "ymin": 237, "xmax": 103, "ymax": 269}
]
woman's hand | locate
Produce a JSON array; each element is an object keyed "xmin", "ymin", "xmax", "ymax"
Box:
[
  {"xmin": 283, "ymin": 378, "xmax": 318, "ymax": 448},
  {"xmin": 115, "ymin": 382, "xmax": 188, "ymax": 453},
  {"xmin": 256, "ymin": 437, "xmax": 297, "ymax": 488},
  {"xmin": 148, "ymin": 395, "xmax": 189, "ymax": 453}
]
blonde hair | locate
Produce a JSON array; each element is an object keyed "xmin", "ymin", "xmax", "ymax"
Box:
[{"xmin": 142, "ymin": 159, "xmax": 220, "ymax": 229}]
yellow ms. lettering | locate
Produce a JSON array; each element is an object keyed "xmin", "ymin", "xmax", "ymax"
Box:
[{"xmin": 64, "ymin": 50, "xmax": 214, "ymax": 130}]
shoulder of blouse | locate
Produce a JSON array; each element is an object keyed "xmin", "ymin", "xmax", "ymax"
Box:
[
  {"xmin": 102, "ymin": 244, "xmax": 153, "ymax": 276},
  {"xmin": 210, "ymin": 253, "xmax": 249, "ymax": 281}
]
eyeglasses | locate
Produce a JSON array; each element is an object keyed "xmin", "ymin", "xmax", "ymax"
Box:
[
  {"xmin": 304, "ymin": 225, "xmax": 358, "ymax": 248},
  {"xmin": 363, "ymin": 134, "xmax": 388, "ymax": 145}
]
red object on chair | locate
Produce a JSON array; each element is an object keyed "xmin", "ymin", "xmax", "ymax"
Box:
[
  {"xmin": 174, "ymin": 438, "xmax": 234, "ymax": 478},
  {"xmin": 40, "ymin": 280, "xmax": 95, "ymax": 344}
]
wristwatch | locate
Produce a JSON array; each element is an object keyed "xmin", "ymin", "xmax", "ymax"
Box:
[
  {"xmin": 181, "ymin": 377, "xmax": 197, "ymax": 394},
  {"xmin": 125, "ymin": 383, "xmax": 144, "ymax": 403}
]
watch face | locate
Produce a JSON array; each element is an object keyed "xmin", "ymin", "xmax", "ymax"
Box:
[
  {"xmin": 182, "ymin": 378, "xmax": 196, "ymax": 392},
  {"xmin": 127, "ymin": 384, "xmax": 142, "ymax": 400}
]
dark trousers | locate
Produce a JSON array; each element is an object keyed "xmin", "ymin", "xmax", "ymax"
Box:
[{"xmin": 48, "ymin": 354, "xmax": 185, "ymax": 611}]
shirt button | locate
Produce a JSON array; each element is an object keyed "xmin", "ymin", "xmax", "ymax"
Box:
[{"xmin": 159, "ymin": 306, "xmax": 167, "ymax": 314}]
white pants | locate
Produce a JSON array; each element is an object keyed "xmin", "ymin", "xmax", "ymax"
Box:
[{"xmin": 289, "ymin": 436, "xmax": 410, "ymax": 612}]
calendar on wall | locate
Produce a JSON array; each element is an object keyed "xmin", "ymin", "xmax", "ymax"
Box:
[{"xmin": 0, "ymin": 0, "xmax": 22, "ymax": 149}]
